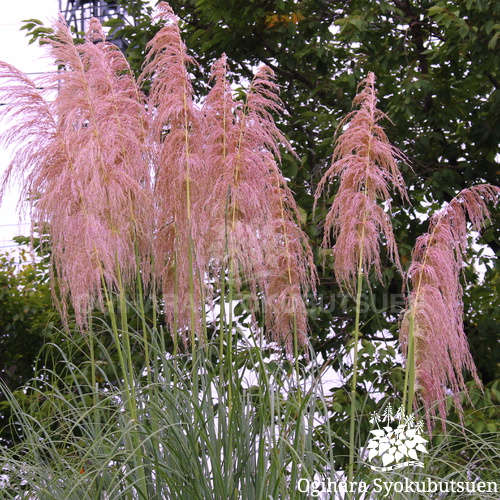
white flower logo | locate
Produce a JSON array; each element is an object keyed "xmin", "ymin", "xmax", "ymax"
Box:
[{"xmin": 366, "ymin": 405, "xmax": 428, "ymax": 471}]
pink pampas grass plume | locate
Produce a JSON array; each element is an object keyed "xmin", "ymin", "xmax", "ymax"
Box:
[
  {"xmin": 141, "ymin": 2, "xmax": 206, "ymax": 344},
  {"xmin": 0, "ymin": 17, "xmax": 152, "ymax": 326},
  {"xmin": 400, "ymin": 184, "xmax": 500, "ymax": 429},
  {"xmin": 264, "ymin": 167, "xmax": 317, "ymax": 353},
  {"xmin": 201, "ymin": 56, "xmax": 316, "ymax": 353},
  {"xmin": 314, "ymin": 72, "xmax": 408, "ymax": 293}
]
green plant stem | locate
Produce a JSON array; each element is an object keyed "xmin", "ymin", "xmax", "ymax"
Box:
[
  {"xmin": 187, "ymin": 235, "xmax": 197, "ymax": 363},
  {"xmin": 88, "ymin": 314, "xmax": 98, "ymax": 408},
  {"xmin": 102, "ymin": 280, "xmax": 131, "ymax": 402},
  {"xmin": 102, "ymin": 276, "xmax": 148, "ymax": 499},
  {"xmin": 115, "ymin": 265, "xmax": 138, "ymax": 408},
  {"xmin": 135, "ymin": 248, "xmax": 151, "ymax": 387},
  {"xmin": 402, "ymin": 313, "xmax": 416, "ymax": 416},
  {"xmin": 227, "ymin": 254, "xmax": 235, "ymax": 408},
  {"xmin": 219, "ymin": 271, "xmax": 227, "ymax": 385},
  {"xmin": 348, "ymin": 247, "xmax": 365, "ymax": 487},
  {"xmin": 152, "ymin": 271, "xmax": 158, "ymax": 333},
  {"xmin": 186, "ymin": 233, "xmax": 199, "ymax": 405},
  {"xmin": 293, "ymin": 313, "xmax": 300, "ymax": 387},
  {"xmin": 173, "ymin": 253, "xmax": 179, "ymax": 358}
]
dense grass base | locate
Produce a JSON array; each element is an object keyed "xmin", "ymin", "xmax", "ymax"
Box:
[{"xmin": 1, "ymin": 320, "xmax": 498, "ymax": 499}]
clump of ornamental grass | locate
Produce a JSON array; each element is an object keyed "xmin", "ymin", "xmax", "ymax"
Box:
[
  {"xmin": 0, "ymin": 328, "xmax": 335, "ymax": 499},
  {"xmin": 314, "ymin": 72, "xmax": 408, "ymax": 483},
  {"xmin": 0, "ymin": 2, "xmax": 315, "ymax": 357},
  {"xmin": 400, "ymin": 184, "xmax": 500, "ymax": 430},
  {"xmin": 0, "ymin": 17, "xmax": 153, "ymax": 328},
  {"xmin": 201, "ymin": 55, "xmax": 316, "ymax": 355}
]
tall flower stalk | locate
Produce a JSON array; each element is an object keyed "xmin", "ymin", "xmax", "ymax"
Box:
[
  {"xmin": 400, "ymin": 184, "xmax": 500, "ymax": 429},
  {"xmin": 314, "ymin": 72, "xmax": 408, "ymax": 483},
  {"xmin": 201, "ymin": 57, "xmax": 316, "ymax": 357},
  {"xmin": 1, "ymin": 3, "xmax": 499, "ymax": 496},
  {"xmin": 141, "ymin": 3, "xmax": 205, "ymax": 355}
]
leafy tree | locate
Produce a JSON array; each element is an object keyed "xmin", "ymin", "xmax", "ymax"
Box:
[
  {"xmin": 109, "ymin": 0, "xmax": 500, "ymax": 374},
  {"xmin": 0, "ymin": 239, "xmax": 53, "ymax": 390},
  {"xmin": 0, "ymin": 239, "xmax": 58, "ymax": 444},
  {"xmin": 105, "ymin": 1, "xmax": 500, "ymax": 467}
]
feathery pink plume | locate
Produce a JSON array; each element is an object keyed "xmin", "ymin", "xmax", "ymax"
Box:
[
  {"xmin": 400, "ymin": 184, "xmax": 500, "ymax": 429},
  {"xmin": 141, "ymin": 2, "xmax": 206, "ymax": 343},
  {"xmin": 201, "ymin": 57, "xmax": 316, "ymax": 353},
  {"xmin": 0, "ymin": 17, "xmax": 153, "ymax": 326},
  {"xmin": 264, "ymin": 167, "xmax": 317, "ymax": 353},
  {"xmin": 314, "ymin": 72, "xmax": 408, "ymax": 293}
]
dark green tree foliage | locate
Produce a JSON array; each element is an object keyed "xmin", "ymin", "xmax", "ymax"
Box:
[
  {"xmin": 0, "ymin": 239, "xmax": 57, "ymax": 444},
  {"xmin": 115, "ymin": 1, "xmax": 499, "ymax": 185},
  {"xmin": 106, "ymin": 1, "xmax": 500, "ymax": 457},
  {"xmin": 0, "ymin": 240, "xmax": 54, "ymax": 390}
]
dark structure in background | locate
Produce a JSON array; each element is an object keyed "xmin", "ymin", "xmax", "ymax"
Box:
[{"xmin": 58, "ymin": 0, "xmax": 130, "ymax": 50}]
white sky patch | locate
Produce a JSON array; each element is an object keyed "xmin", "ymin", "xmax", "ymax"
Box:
[{"xmin": 0, "ymin": 1, "xmax": 58, "ymax": 247}]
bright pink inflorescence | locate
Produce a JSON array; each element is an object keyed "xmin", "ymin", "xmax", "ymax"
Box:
[
  {"xmin": 314, "ymin": 72, "xmax": 408, "ymax": 294},
  {"xmin": 0, "ymin": 17, "xmax": 153, "ymax": 326},
  {"xmin": 400, "ymin": 185, "xmax": 500, "ymax": 429}
]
